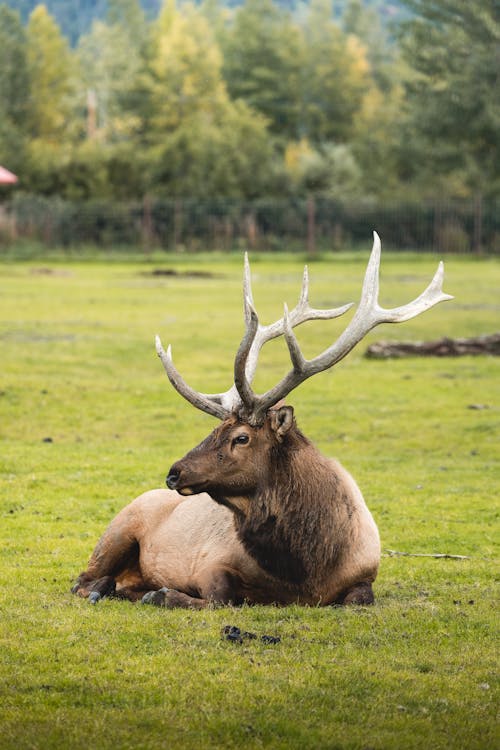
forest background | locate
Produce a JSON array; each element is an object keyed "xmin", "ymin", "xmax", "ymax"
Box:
[{"xmin": 0, "ymin": 0, "xmax": 498, "ymax": 252}]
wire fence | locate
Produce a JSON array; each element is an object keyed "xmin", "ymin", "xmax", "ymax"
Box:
[{"xmin": 0, "ymin": 194, "xmax": 498, "ymax": 254}]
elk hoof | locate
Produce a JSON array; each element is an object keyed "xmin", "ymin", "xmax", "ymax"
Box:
[
  {"xmin": 142, "ymin": 587, "xmax": 170, "ymax": 607},
  {"xmin": 71, "ymin": 574, "xmax": 116, "ymax": 600}
]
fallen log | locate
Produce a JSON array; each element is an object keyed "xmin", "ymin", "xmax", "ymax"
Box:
[{"xmin": 365, "ymin": 333, "xmax": 500, "ymax": 358}]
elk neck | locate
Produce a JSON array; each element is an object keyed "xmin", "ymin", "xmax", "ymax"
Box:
[{"xmin": 214, "ymin": 427, "xmax": 355, "ymax": 588}]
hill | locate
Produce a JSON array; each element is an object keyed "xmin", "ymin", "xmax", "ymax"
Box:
[
  {"xmin": 2, "ymin": 0, "xmax": 407, "ymax": 45},
  {"xmin": 2, "ymin": 0, "xmax": 162, "ymax": 44}
]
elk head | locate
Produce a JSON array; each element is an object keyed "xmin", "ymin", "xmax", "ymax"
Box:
[
  {"xmin": 165, "ymin": 405, "xmax": 299, "ymax": 499},
  {"xmin": 157, "ymin": 233, "xmax": 453, "ymax": 497}
]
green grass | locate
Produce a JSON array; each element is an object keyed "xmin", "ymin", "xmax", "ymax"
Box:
[{"xmin": 0, "ymin": 249, "xmax": 498, "ymax": 749}]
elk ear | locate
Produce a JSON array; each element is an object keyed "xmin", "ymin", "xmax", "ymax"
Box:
[{"xmin": 269, "ymin": 405, "xmax": 294, "ymax": 441}]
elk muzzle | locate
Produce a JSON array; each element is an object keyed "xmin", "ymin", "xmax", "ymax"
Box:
[
  {"xmin": 166, "ymin": 463, "xmax": 197, "ymax": 496},
  {"xmin": 166, "ymin": 467, "xmax": 180, "ymax": 490}
]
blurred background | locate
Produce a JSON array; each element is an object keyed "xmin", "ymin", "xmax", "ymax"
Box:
[{"xmin": 0, "ymin": 0, "xmax": 498, "ymax": 252}]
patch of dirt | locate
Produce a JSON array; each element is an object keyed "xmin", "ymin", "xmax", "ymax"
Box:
[
  {"xmin": 30, "ymin": 268, "xmax": 73, "ymax": 277},
  {"xmin": 143, "ymin": 269, "xmax": 219, "ymax": 279}
]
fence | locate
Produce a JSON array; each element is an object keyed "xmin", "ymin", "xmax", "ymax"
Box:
[{"xmin": 0, "ymin": 194, "xmax": 498, "ymax": 253}]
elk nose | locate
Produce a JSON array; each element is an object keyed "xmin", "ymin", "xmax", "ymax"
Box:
[{"xmin": 166, "ymin": 467, "xmax": 180, "ymax": 490}]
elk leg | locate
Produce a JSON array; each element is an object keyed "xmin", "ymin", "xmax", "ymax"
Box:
[
  {"xmin": 142, "ymin": 568, "xmax": 243, "ymax": 609},
  {"xmin": 142, "ymin": 588, "xmax": 208, "ymax": 609},
  {"xmin": 72, "ymin": 506, "xmax": 142, "ymax": 599},
  {"xmin": 336, "ymin": 581, "xmax": 375, "ymax": 605}
]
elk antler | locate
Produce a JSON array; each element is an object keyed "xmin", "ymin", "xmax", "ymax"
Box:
[
  {"xmin": 157, "ymin": 233, "xmax": 453, "ymax": 424},
  {"xmin": 156, "ymin": 253, "xmax": 353, "ymax": 418},
  {"xmin": 234, "ymin": 232, "xmax": 453, "ymax": 424}
]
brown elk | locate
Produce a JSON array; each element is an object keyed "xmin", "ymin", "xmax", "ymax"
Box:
[{"xmin": 72, "ymin": 233, "xmax": 452, "ymax": 608}]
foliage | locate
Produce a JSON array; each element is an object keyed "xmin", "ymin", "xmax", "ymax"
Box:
[
  {"xmin": 78, "ymin": 2, "xmax": 148, "ymax": 142},
  {"xmin": 148, "ymin": 102, "xmax": 278, "ymax": 199},
  {"xmin": 285, "ymin": 140, "xmax": 363, "ymax": 199},
  {"xmin": 0, "ymin": 252, "xmax": 498, "ymax": 748},
  {"xmin": 0, "ymin": 0, "xmax": 498, "ymax": 205},
  {"xmin": 25, "ymin": 5, "xmax": 79, "ymax": 141},
  {"xmin": 3, "ymin": 193, "xmax": 499, "ymax": 253},
  {"xmin": 398, "ymin": 0, "xmax": 500, "ymax": 198},
  {"xmin": 221, "ymin": 0, "xmax": 304, "ymax": 140},
  {"xmin": 0, "ymin": 5, "xmax": 31, "ymax": 174},
  {"xmin": 0, "ymin": 0, "xmax": 151, "ymax": 44},
  {"xmin": 146, "ymin": 2, "xmax": 228, "ymax": 135},
  {"xmin": 301, "ymin": 0, "xmax": 371, "ymax": 143}
]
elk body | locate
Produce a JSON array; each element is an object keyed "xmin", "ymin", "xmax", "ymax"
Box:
[{"xmin": 73, "ymin": 234, "xmax": 452, "ymax": 608}]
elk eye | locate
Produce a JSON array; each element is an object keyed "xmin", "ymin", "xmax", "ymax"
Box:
[{"xmin": 233, "ymin": 434, "xmax": 249, "ymax": 446}]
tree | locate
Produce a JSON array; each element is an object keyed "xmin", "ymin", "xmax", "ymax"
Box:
[
  {"xmin": 26, "ymin": 4, "xmax": 79, "ymax": 141},
  {"xmin": 342, "ymin": 0, "xmax": 398, "ymax": 92},
  {"xmin": 285, "ymin": 139, "xmax": 363, "ymax": 199},
  {"xmin": 149, "ymin": 99, "xmax": 277, "ymax": 198},
  {"xmin": 145, "ymin": 1, "xmax": 277, "ymax": 198},
  {"xmin": 398, "ymin": 0, "xmax": 500, "ymax": 200},
  {"xmin": 300, "ymin": 0, "xmax": 371, "ymax": 144},
  {"xmin": 0, "ymin": 5, "xmax": 31, "ymax": 174},
  {"xmin": 349, "ymin": 82, "xmax": 407, "ymax": 200},
  {"xmin": 78, "ymin": 0, "xmax": 148, "ymax": 141},
  {"xmin": 221, "ymin": 0, "xmax": 304, "ymax": 140},
  {"xmin": 145, "ymin": 0, "xmax": 230, "ymax": 137}
]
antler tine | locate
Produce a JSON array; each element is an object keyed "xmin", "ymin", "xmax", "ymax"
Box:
[
  {"xmin": 244, "ymin": 260, "xmax": 353, "ymax": 362},
  {"xmin": 155, "ymin": 336, "xmax": 228, "ymax": 420},
  {"xmin": 243, "ymin": 252, "xmax": 254, "ymax": 326},
  {"xmin": 358, "ymin": 229, "xmax": 381, "ymax": 312},
  {"xmin": 232, "ymin": 260, "xmax": 354, "ymax": 416},
  {"xmin": 155, "ymin": 254, "xmax": 260, "ymax": 418},
  {"xmin": 246, "ymin": 232, "xmax": 453, "ymax": 422},
  {"xmin": 298, "ymin": 265, "xmax": 309, "ymax": 306},
  {"xmin": 234, "ymin": 298, "xmax": 259, "ymax": 413},
  {"xmin": 381, "ymin": 260, "xmax": 453, "ymax": 322},
  {"xmin": 283, "ymin": 303, "xmax": 307, "ymax": 373},
  {"xmin": 356, "ymin": 232, "xmax": 453, "ymax": 323}
]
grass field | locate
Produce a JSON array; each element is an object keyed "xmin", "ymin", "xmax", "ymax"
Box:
[{"xmin": 0, "ymin": 247, "xmax": 498, "ymax": 749}]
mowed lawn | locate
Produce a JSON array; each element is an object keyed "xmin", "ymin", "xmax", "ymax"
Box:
[{"xmin": 0, "ymin": 248, "xmax": 498, "ymax": 750}]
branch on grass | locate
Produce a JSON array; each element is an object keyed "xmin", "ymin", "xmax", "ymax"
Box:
[
  {"xmin": 365, "ymin": 333, "xmax": 500, "ymax": 359},
  {"xmin": 384, "ymin": 549, "xmax": 470, "ymax": 560}
]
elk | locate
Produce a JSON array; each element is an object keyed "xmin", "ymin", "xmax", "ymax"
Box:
[{"xmin": 72, "ymin": 233, "xmax": 452, "ymax": 608}]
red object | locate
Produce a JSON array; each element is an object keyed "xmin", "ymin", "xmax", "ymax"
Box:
[{"xmin": 0, "ymin": 166, "xmax": 18, "ymax": 184}]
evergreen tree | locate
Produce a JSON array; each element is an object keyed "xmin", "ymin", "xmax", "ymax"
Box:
[
  {"xmin": 0, "ymin": 5, "xmax": 31, "ymax": 174},
  {"xmin": 221, "ymin": 0, "xmax": 304, "ymax": 140},
  {"xmin": 399, "ymin": 0, "xmax": 500, "ymax": 198}
]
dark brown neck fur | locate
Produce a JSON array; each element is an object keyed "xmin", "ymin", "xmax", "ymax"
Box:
[{"xmin": 214, "ymin": 428, "xmax": 354, "ymax": 588}]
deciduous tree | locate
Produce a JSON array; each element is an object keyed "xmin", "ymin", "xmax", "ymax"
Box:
[
  {"xmin": 301, "ymin": 0, "xmax": 370, "ymax": 144},
  {"xmin": 26, "ymin": 4, "xmax": 78, "ymax": 141},
  {"xmin": 78, "ymin": 0, "xmax": 148, "ymax": 141}
]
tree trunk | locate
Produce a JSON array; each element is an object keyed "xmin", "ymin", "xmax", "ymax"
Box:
[
  {"xmin": 307, "ymin": 196, "xmax": 316, "ymax": 258},
  {"xmin": 473, "ymin": 192, "xmax": 483, "ymax": 255}
]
